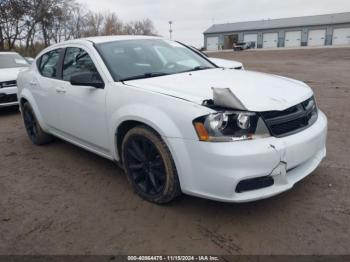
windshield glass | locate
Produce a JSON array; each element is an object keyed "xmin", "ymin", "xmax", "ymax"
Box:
[
  {"xmin": 96, "ymin": 39, "xmax": 216, "ymax": 81},
  {"xmin": 0, "ymin": 53, "xmax": 29, "ymax": 69}
]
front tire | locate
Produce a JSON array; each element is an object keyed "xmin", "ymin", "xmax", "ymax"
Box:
[
  {"xmin": 122, "ymin": 126, "xmax": 181, "ymax": 204},
  {"xmin": 22, "ymin": 102, "xmax": 53, "ymax": 145}
]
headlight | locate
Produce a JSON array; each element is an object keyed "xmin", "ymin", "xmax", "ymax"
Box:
[{"xmin": 193, "ymin": 111, "xmax": 271, "ymax": 142}]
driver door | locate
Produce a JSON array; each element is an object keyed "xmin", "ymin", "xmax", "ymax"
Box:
[{"xmin": 56, "ymin": 46, "xmax": 110, "ymax": 154}]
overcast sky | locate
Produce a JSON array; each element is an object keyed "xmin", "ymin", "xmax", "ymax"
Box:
[{"xmin": 82, "ymin": 0, "xmax": 350, "ymax": 47}]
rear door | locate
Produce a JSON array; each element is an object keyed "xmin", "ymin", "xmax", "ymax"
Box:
[
  {"xmin": 57, "ymin": 46, "xmax": 110, "ymax": 153},
  {"xmin": 34, "ymin": 48, "xmax": 64, "ymax": 128}
]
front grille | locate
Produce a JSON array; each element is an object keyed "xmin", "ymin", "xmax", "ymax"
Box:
[
  {"xmin": 0, "ymin": 80, "xmax": 17, "ymax": 89},
  {"xmin": 0, "ymin": 93, "xmax": 18, "ymax": 104},
  {"xmin": 261, "ymin": 97, "xmax": 318, "ymax": 137}
]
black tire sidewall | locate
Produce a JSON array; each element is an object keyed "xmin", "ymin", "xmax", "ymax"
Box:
[{"xmin": 22, "ymin": 102, "xmax": 52, "ymax": 145}]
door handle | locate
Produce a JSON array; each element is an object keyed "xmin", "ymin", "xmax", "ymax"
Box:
[
  {"xmin": 29, "ymin": 81, "xmax": 37, "ymax": 86},
  {"xmin": 56, "ymin": 87, "xmax": 66, "ymax": 94}
]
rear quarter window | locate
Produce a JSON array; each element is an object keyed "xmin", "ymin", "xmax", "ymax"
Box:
[{"xmin": 37, "ymin": 49, "xmax": 62, "ymax": 78}]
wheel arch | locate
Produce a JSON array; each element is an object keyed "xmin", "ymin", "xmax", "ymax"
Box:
[
  {"xmin": 115, "ymin": 120, "xmax": 149, "ymax": 164},
  {"xmin": 111, "ymin": 104, "xmax": 187, "ymax": 162},
  {"xmin": 114, "ymin": 117, "xmax": 178, "ymax": 164},
  {"xmin": 18, "ymin": 91, "xmax": 48, "ymax": 132}
]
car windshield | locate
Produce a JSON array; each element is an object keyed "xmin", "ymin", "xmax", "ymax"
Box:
[
  {"xmin": 96, "ymin": 39, "xmax": 216, "ymax": 81},
  {"xmin": 0, "ymin": 53, "xmax": 29, "ymax": 69}
]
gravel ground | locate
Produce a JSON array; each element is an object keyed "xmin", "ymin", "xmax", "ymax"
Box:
[{"xmin": 0, "ymin": 48, "xmax": 350, "ymax": 255}]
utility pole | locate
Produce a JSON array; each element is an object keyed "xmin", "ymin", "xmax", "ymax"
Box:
[{"xmin": 169, "ymin": 21, "xmax": 173, "ymax": 40}]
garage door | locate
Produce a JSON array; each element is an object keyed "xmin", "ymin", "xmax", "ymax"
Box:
[
  {"xmin": 333, "ymin": 28, "xmax": 350, "ymax": 45},
  {"xmin": 285, "ymin": 31, "xmax": 301, "ymax": 47},
  {"xmin": 263, "ymin": 33, "xmax": 278, "ymax": 48},
  {"xmin": 207, "ymin": 37, "xmax": 219, "ymax": 51},
  {"xmin": 308, "ymin": 30, "xmax": 326, "ymax": 46},
  {"xmin": 244, "ymin": 34, "xmax": 258, "ymax": 48}
]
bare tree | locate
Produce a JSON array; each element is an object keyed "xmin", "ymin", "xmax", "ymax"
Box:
[
  {"xmin": 83, "ymin": 11, "xmax": 104, "ymax": 37},
  {"xmin": 102, "ymin": 12, "xmax": 124, "ymax": 36},
  {"xmin": 0, "ymin": 0, "xmax": 158, "ymax": 55},
  {"xmin": 64, "ymin": 3, "xmax": 89, "ymax": 39},
  {"xmin": 124, "ymin": 18, "xmax": 157, "ymax": 36},
  {"xmin": 0, "ymin": 0, "xmax": 29, "ymax": 50},
  {"xmin": 0, "ymin": 0, "xmax": 5, "ymax": 51},
  {"xmin": 23, "ymin": 0, "xmax": 42, "ymax": 55}
]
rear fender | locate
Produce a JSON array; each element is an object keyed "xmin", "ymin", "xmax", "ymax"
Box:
[{"xmin": 19, "ymin": 90, "xmax": 49, "ymax": 132}]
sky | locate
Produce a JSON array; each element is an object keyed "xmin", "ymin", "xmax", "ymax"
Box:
[{"xmin": 82, "ymin": 0, "xmax": 350, "ymax": 48}]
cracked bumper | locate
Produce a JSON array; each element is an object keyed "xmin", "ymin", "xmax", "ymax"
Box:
[{"xmin": 166, "ymin": 110, "xmax": 327, "ymax": 203}]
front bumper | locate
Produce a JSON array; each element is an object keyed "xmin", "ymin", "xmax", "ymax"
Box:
[
  {"xmin": 0, "ymin": 86, "xmax": 19, "ymax": 108},
  {"xmin": 166, "ymin": 110, "xmax": 328, "ymax": 203}
]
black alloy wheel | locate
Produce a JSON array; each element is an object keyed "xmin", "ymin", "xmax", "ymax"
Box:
[
  {"xmin": 124, "ymin": 135, "xmax": 166, "ymax": 196},
  {"xmin": 122, "ymin": 126, "xmax": 181, "ymax": 203}
]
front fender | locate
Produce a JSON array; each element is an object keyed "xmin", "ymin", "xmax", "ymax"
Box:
[{"xmin": 110, "ymin": 103, "xmax": 188, "ymax": 161}]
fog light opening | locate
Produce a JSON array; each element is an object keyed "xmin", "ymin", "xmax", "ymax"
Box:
[{"xmin": 235, "ymin": 176, "xmax": 274, "ymax": 193}]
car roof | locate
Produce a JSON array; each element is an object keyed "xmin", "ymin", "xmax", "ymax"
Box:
[
  {"xmin": 36, "ymin": 35, "xmax": 166, "ymax": 57},
  {"xmin": 85, "ymin": 35, "xmax": 162, "ymax": 44},
  {"xmin": 51, "ymin": 35, "xmax": 163, "ymax": 47}
]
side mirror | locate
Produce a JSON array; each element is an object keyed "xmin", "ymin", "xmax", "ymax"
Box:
[{"xmin": 70, "ymin": 72, "xmax": 105, "ymax": 89}]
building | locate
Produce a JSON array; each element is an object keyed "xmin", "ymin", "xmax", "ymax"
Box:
[{"xmin": 203, "ymin": 12, "xmax": 350, "ymax": 51}]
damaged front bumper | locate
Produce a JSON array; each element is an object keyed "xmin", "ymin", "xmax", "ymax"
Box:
[{"xmin": 166, "ymin": 110, "xmax": 327, "ymax": 203}]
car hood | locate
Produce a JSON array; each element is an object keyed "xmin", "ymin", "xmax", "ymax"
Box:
[
  {"xmin": 125, "ymin": 68, "xmax": 313, "ymax": 112},
  {"xmin": 0, "ymin": 67, "xmax": 28, "ymax": 82}
]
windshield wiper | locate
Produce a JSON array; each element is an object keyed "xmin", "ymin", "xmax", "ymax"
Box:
[
  {"xmin": 120, "ymin": 72, "xmax": 169, "ymax": 82},
  {"xmin": 183, "ymin": 66, "xmax": 214, "ymax": 73}
]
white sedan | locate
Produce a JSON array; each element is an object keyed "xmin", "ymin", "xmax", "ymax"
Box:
[
  {"xmin": 0, "ymin": 52, "xmax": 29, "ymax": 108},
  {"xmin": 17, "ymin": 36, "xmax": 327, "ymax": 204}
]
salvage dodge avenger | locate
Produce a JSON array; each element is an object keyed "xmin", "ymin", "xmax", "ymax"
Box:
[{"xmin": 17, "ymin": 36, "xmax": 327, "ymax": 204}]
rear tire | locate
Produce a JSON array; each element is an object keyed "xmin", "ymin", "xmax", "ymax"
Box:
[
  {"xmin": 122, "ymin": 126, "xmax": 181, "ymax": 204},
  {"xmin": 22, "ymin": 102, "xmax": 53, "ymax": 145}
]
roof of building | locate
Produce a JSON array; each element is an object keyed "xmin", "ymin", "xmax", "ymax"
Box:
[{"xmin": 204, "ymin": 12, "xmax": 350, "ymax": 34}]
